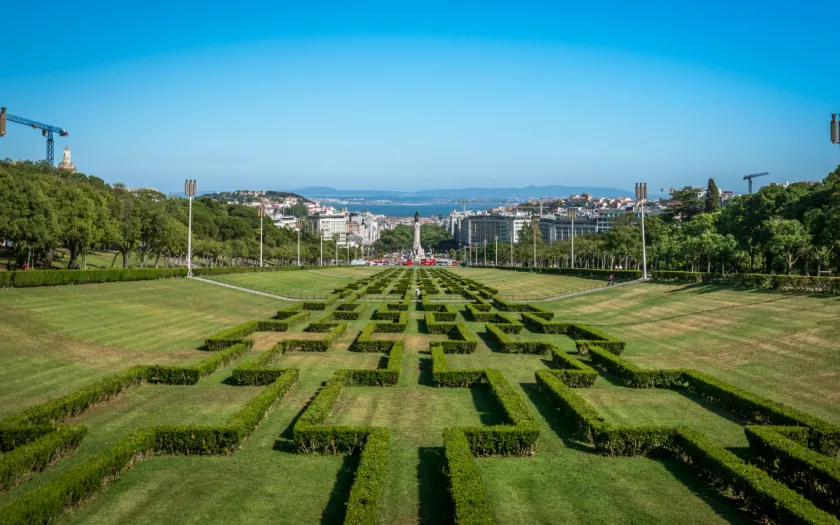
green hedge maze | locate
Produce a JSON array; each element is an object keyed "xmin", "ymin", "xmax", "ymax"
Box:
[{"xmin": 1, "ymin": 267, "xmax": 838, "ymax": 524}]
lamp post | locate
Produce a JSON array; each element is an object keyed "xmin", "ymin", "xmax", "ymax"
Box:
[
  {"xmin": 495, "ymin": 235, "xmax": 498, "ymax": 267},
  {"xmin": 295, "ymin": 226, "xmax": 301, "ymax": 266},
  {"xmin": 258, "ymin": 205, "xmax": 265, "ymax": 267},
  {"xmin": 569, "ymin": 208, "xmax": 576, "ymax": 269},
  {"xmin": 832, "ymin": 114, "xmax": 839, "ymax": 145},
  {"xmin": 635, "ymin": 182, "xmax": 648, "ymax": 279},
  {"xmin": 483, "ymin": 240, "xmax": 487, "ymax": 266},
  {"xmin": 184, "ymin": 179, "xmax": 196, "ymax": 276},
  {"xmin": 320, "ymin": 231, "xmax": 323, "ymax": 267},
  {"xmin": 532, "ymin": 217, "xmax": 538, "ymax": 267},
  {"xmin": 510, "ymin": 231, "xmax": 514, "ymax": 267}
]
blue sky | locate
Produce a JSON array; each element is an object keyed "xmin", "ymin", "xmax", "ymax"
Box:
[{"xmin": 2, "ymin": 1, "xmax": 839, "ymax": 195}]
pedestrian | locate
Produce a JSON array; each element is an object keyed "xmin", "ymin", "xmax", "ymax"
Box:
[
  {"xmin": 415, "ymin": 287, "xmax": 421, "ymax": 300},
  {"xmin": 607, "ymin": 274, "xmax": 614, "ymax": 287},
  {"xmin": 23, "ymin": 262, "xmax": 28, "ymax": 271}
]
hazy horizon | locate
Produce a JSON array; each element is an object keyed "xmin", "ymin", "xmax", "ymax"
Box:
[{"xmin": 3, "ymin": 2, "xmax": 839, "ymax": 195}]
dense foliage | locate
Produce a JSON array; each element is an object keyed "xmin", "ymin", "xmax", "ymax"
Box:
[
  {"xmin": 465, "ymin": 165, "xmax": 840, "ymax": 276},
  {"xmin": 0, "ymin": 160, "xmax": 344, "ymax": 269}
]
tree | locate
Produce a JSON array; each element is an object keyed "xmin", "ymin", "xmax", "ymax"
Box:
[
  {"xmin": 705, "ymin": 178, "xmax": 721, "ymax": 213},
  {"xmin": 54, "ymin": 182, "xmax": 108, "ymax": 268},
  {"xmin": 108, "ymin": 189, "xmax": 141, "ymax": 268},
  {"xmin": 665, "ymin": 188, "xmax": 704, "ymax": 222},
  {"xmin": 764, "ymin": 217, "xmax": 809, "ymax": 275}
]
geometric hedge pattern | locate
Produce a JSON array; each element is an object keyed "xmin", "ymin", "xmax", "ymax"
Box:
[{"xmin": 1, "ymin": 268, "xmax": 838, "ymax": 524}]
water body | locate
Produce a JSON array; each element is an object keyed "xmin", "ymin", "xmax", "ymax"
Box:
[{"xmin": 340, "ymin": 202, "xmax": 512, "ymax": 217}]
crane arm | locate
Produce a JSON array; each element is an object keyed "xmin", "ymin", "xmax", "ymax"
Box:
[
  {"xmin": 4, "ymin": 112, "xmax": 68, "ymax": 136},
  {"xmin": 742, "ymin": 172, "xmax": 769, "ymax": 180}
]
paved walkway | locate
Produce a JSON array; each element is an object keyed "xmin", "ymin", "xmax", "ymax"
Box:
[{"xmin": 188, "ymin": 276, "xmax": 301, "ymax": 301}]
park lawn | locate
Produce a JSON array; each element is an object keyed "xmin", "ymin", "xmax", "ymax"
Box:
[
  {"xmin": 204, "ymin": 267, "xmax": 382, "ymax": 298},
  {"xmin": 4, "ymin": 269, "xmax": 839, "ymax": 524},
  {"xmin": 448, "ymin": 267, "xmax": 607, "ymax": 298},
  {"xmin": 538, "ymin": 281, "xmax": 840, "ymax": 425},
  {"xmin": 0, "ymin": 278, "xmax": 291, "ymax": 417}
]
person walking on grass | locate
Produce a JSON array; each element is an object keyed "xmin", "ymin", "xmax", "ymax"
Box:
[
  {"xmin": 415, "ymin": 287, "xmax": 422, "ymax": 300},
  {"xmin": 607, "ymin": 274, "xmax": 614, "ymax": 287}
]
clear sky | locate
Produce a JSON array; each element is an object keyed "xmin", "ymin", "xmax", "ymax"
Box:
[{"xmin": 2, "ymin": 1, "xmax": 839, "ymax": 195}]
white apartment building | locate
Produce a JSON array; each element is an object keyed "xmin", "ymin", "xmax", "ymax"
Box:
[
  {"xmin": 271, "ymin": 214, "xmax": 298, "ymax": 230},
  {"xmin": 458, "ymin": 214, "xmax": 529, "ymax": 247},
  {"xmin": 310, "ymin": 213, "xmax": 348, "ymax": 245}
]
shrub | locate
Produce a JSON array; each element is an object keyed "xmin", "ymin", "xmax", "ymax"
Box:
[
  {"xmin": 344, "ymin": 429, "xmax": 391, "ymax": 525},
  {"xmin": 6, "ymin": 366, "xmax": 149, "ymax": 426},
  {"xmin": 205, "ymin": 318, "xmax": 305, "ymax": 350},
  {"xmin": 343, "ymin": 342, "xmax": 403, "ymax": 387},
  {"xmin": 535, "ymin": 370, "xmax": 605, "ymax": 444},
  {"xmin": 492, "ymin": 299, "xmax": 553, "ymax": 318},
  {"xmin": 745, "ymin": 425, "xmax": 840, "ymax": 515},
  {"xmin": 671, "ymin": 427, "xmax": 839, "ymax": 525},
  {"xmin": 484, "ymin": 323, "xmax": 548, "ymax": 354},
  {"xmin": 440, "ymin": 324, "xmax": 479, "ymax": 354},
  {"xmin": 443, "ymin": 429, "xmax": 494, "ymax": 525},
  {"xmin": 294, "ymin": 375, "xmax": 372, "ymax": 454},
  {"xmin": 430, "ymin": 344, "xmax": 486, "ymax": 387},
  {"xmin": 282, "ymin": 323, "xmax": 347, "ymax": 353},
  {"xmin": 569, "ymin": 324, "xmax": 625, "ymax": 355},
  {"xmin": 521, "ymin": 312, "xmax": 572, "ymax": 334},
  {"xmin": 548, "ymin": 348, "xmax": 598, "ymax": 387},
  {"xmin": 0, "ymin": 268, "xmax": 186, "ymax": 289},
  {"xmin": 0, "ymin": 425, "xmax": 87, "ymax": 491},
  {"xmin": 587, "ymin": 346, "xmax": 682, "ymax": 388}
]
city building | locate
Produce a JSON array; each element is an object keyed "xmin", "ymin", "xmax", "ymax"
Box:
[
  {"xmin": 310, "ymin": 212, "xmax": 348, "ymax": 245},
  {"xmin": 457, "ymin": 213, "xmax": 530, "ymax": 247}
]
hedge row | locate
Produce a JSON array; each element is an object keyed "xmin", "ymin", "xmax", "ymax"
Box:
[
  {"xmin": 438, "ymin": 324, "xmax": 479, "ymax": 353},
  {"xmin": 231, "ymin": 342, "xmax": 293, "ymax": 386},
  {"xmin": 587, "ymin": 346, "xmax": 681, "ymax": 388},
  {"xmin": 485, "ymin": 266, "xmax": 642, "ymax": 281},
  {"xmin": 651, "ymin": 271, "xmax": 840, "ymax": 294},
  {"xmin": 443, "ymin": 429, "xmax": 494, "ymax": 525},
  {"xmin": 342, "ymin": 342, "xmax": 403, "ymax": 387},
  {"xmin": 485, "ymin": 323, "xmax": 547, "ymax": 354},
  {"xmin": 145, "ymin": 342, "xmax": 251, "ymax": 384},
  {"xmin": 204, "ymin": 316, "xmax": 308, "ymax": 350},
  {"xmin": 0, "ymin": 370, "xmax": 299, "ymax": 525},
  {"xmin": 465, "ymin": 304, "xmax": 518, "ymax": 325},
  {"xmin": 534, "ymin": 370, "xmax": 840, "ymax": 524},
  {"xmin": 0, "ymin": 425, "xmax": 87, "ymax": 491},
  {"xmin": 0, "ymin": 265, "xmax": 338, "ymax": 289},
  {"xmin": 431, "ymin": 344, "xmax": 486, "ymax": 387},
  {"xmin": 567, "ymin": 324, "xmax": 625, "ymax": 355},
  {"xmin": 294, "ymin": 374, "xmax": 374, "ymax": 455},
  {"xmin": 280, "ymin": 323, "xmax": 347, "ymax": 352},
  {"xmin": 548, "ymin": 348, "xmax": 598, "ymax": 387},
  {"xmin": 492, "ymin": 298, "xmax": 553, "ymax": 319},
  {"xmin": 344, "ymin": 429, "xmax": 391, "ymax": 525},
  {"xmin": 745, "ymin": 425, "xmax": 840, "ymax": 516}
]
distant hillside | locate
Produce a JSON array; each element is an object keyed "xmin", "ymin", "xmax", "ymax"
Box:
[
  {"xmin": 204, "ymin": 190, "xmax": 311, "ymax": 204},
  {"xmin": 292, "ymin": 184, "xmax": 631, "ymax": 201}
]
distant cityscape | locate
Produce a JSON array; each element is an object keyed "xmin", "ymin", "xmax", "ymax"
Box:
[{"xmin": 201, "ymin": 180, "xmax": 787, "ymax": 251}]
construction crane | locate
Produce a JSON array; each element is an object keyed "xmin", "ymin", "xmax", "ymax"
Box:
[
  {"xmin": 743, "ymin": 172, "xmax": 769, "ymax": 194},
  {"xmin": 0, "ymin": 107, "xmax": 69, "ymax": 166}
]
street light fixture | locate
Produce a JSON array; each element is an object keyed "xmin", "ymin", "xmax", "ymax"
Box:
[
  {"xmin": 569, "ymin": 208, "xmax": 576, "ymax": 269},
  {"xmin": 483, "ymin": 239, "xmax": 487, "ymax": 266},
  {"xmin": 258, "ymin": 204, "xmax": 265, "ymax": 268},
  {"xmin": 320, "ymin": 231, "xmax": 324, "ymax": 267},
  {"xmin": 532, "ymin": 217, "xmax": 538, "ymax": 267},
  {"xmin": 494, "ymin": 235, "xmax": 498, "ymax": 267},
  {"xmin": 635, "ymin": 182, "xmax": 649, "ymax": 279},
  {"xmin": 295, "ymin": 225, "xmax": 301, "ymax": 266},
  {"xmin": 832, "ymin": 114, "xmax": 839, "ymax": 144},
  {"xmin": 184, "ymin": 179, "xmax": 196, "ymax": 276}
]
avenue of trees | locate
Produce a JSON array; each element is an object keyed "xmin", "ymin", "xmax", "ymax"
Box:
[
  {"xmin": 0, "ymin": 160, "xmax": 351, "ymax": 269},
  {"xmin": 466, "ymin": 166, "xmax": 840, "ymax": 276},
  {"xmin": 372, "ymin": 224, "xmax": 456, "ymax": 255}
]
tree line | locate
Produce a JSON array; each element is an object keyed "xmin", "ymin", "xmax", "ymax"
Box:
[
  {"xmin": 464, "ymin": 165, "xmax": 840, "ymax": 276},
  {"xmin": 0, "ymin": 161, "xmax": 353, "ymax": 270}
]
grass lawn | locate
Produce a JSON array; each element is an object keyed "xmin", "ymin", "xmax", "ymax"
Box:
[
  {"xmin": 448, "ymin": 267, "xmax": 610, "ymax": 299},
  {"xmin": 2, "ymin": 268, "xmax": 838, "ymax": 524},
  {"xmin": 539, "ymin": 281, "xmax": 840, "ymax": 425},
  {"xmin": 0, "ymin": 278, "xmax": 291, "ymax": 417},
  {"xmin": 204, "ymin": 267, "xmax": 381, "ymax": 298}
]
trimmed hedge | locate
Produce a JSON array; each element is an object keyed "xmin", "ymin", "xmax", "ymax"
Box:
[
  {"xmin": 548, "ymin": 348, "xmax": 598, "ymax": 388},
  {"xmin": 0, "ymin": 268, "xmax": 186, "ymax": 288},
  {"xmin": 492, "ymin": 298, "xmax": 553, "ymax": 318},
  {"xmin": 342, "ymin": 342, "xmax": 404, "ymax": 387},
  {"xmin": 587, "ymin": 346, "xmax": 682, "ymax": 388},
  {"xmin": 535, "ymin": 370, "xmax": 605, "ymax": 444},
  {"xmin": 443, "ymin": 429, "xmax": 494, "ymax": 525},
  {"xmin": 281, "ymin": 323, "xmax": 347, "ymax": 352},
  {"xmin": 205, "ymin": 316, "xmax": 308, "ymax": 350},
  {"xmin": 485, "ymin": 266, "xmax": 641, "ymax": 281},
  {"xmin": 520, "ymin": 312, "xmax": 572, "ymax": 334},
  {"xmin": 672, "ymin": 427, "xmax": 840, "ymax": 525},
  {"xmin": 485, "ymin": 323, "xmax": 548, "ymax": 355},
  {"xmin": 5, "ymin": 366, "xmax": 149, "ymax": 426},
  {"xmin": 0, "ymin": 425, "xmax": 87, "ymax": 491},
  {"xmin": 746, "ymin": 425, "xmax": 840, "ymax": 515},
  {"xmin": 441, "ymin": 324, "xmax": 479, "ymax": 354},
  {"xmin": 651, "ymin": 271, "xmax": 840, "ymax": 294},
  {"xmin": 431, "ymin": 344, "xmax": 486, "ymax": 387},
  {"xmin": 344, "ymin": 429, "xmax": 391, "ymax": 525},
  {"xmin": 568, "ymin": 324, "xmax": 625, "ymax": 355},
  {"xmin": 146, "ymin": 342, "xmax": 251, "ymax": 385}
]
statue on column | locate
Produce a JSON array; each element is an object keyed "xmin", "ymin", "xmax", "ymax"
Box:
[
  {"xmin": 58, "ymin": 145, "xmax": 77, "ymax": 172},
  {"xmin": 409, "ymin": 210, "xmax": 426, "ymax": 261}
]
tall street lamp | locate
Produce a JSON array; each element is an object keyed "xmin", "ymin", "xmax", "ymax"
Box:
[
  {"xmin": 510, "ymin": 231, "xmax": 514, "ymax": 267},
  {"xmin": 320, "ymin": 231, "xmax": 324, "ymax": 267},
  {"xmin": 295, "ymin": 225, "xmax": 301, "ymax": 266},
  {"xmin": 483, "ymin": 240, "xmax": 487, "ymax": 266},
  {"xmin": 184, "ymin": 179, "xmax": 196, "ymax": 276},
  {"xmin": 494, "ymin": 235, "xmax": 498, "ymax": 267},
  {"xmin": 635, "ymin": 182, "xmax": 649, "ymax": 279},
  {"xmin": 569, "ymin": 208, "xmax": 576, "ymax": 269},
  {"xmin": 831, "ymin": 114, "xmax": 840, "ymax": 145},
  {"xmin": 532, "ymin": 217, "xmax": 538, "ymax": 267},
  {"xmin": 258, "ymin": 204, "xmax": 265, "ymax": 267}
]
